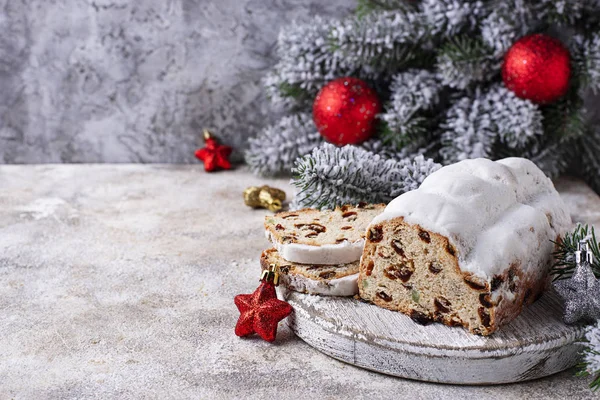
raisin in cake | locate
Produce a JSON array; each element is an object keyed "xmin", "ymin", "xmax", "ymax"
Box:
[
  {"xmin": 359, "ymin": 157, "xmax": 572, "ymax": 335},
  {"xmin": 265, "ymin": 204, "xmax": 384, "ymax": 265},
  {"xmin": 261, "ymin": 248, "xmax": 359, "ymax": 296}
]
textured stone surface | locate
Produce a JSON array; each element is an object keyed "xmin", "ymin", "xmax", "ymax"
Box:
[
  {"xmin": 0, "ymin": 0, "xmax": 353, "ymax": 163},
  {"xmin": 0, "ymin": 165, "xmax": 599, "ymax": 399}
]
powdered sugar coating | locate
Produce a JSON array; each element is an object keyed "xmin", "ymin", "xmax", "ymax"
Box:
[
  {"xmin": 266, "ymin": 230, "xmax": 365, "ymax": 265},
  {"xmin": 284, "ymin": 273, "xmax": 359, "ymax": 296},
  {"xmin": 371, "ymin": 158, "xmax": 572, "ymax": 278}
]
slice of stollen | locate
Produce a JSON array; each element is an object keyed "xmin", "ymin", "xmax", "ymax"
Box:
[
  {"xmin": 260, "ymin": 248, "xmax": 359, "ymax": 297},
  {"xmin": 264, "ymin": 203, "xmax": 385, "ymax": 265}
]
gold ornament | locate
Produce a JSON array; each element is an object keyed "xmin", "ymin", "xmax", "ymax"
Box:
[
  {"xmin": 260, "ymin": 263, "xmax": 281, "ymax": 286},
  {"xmin": 243, "ymin": 185, "xmax": 286, "ymax": 212}
]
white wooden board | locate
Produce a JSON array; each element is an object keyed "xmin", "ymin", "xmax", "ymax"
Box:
[{"xmin": 281, "ymin": 288, "xmax": 585, "ymax": 384}]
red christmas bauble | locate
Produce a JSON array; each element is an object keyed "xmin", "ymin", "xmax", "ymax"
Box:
[
  {"xmin": 313, "ymin": 77, "xmax": 381, "ymax": 145},
  {"xmin": 502, "ymin": 33, "xmax": 571, "ymax": 104}
]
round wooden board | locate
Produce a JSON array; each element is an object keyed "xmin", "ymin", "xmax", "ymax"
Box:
[{"xmin": 281, "ymin": 288, "xmax": 586, "ymax": 384}]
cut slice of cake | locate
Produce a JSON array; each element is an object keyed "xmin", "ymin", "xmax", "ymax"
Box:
[
  {"xmin": 261, "ymin": 248, "xmax": 359, "ymax": 296},
  {"xmin": 264, "ymin": 203, "xmax": 385, "ymax": 265},
  {"xmin": 358, "ymin": 157, "xmax": 572, "ymax": 335}
]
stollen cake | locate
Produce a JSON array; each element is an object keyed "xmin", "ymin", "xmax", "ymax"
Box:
[
  {"xmin": 265, "ymin": 204, "xmax": 385, "ymax": 265},
  {"xmin": 260, "ymin": 248, "xmax": 359, "ymax": 296},
  {"xmin": 358, "ymin": 157, "xmax": 572, "ymax": 335}
]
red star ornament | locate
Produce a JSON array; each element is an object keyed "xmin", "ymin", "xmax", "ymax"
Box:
[
  {"xmin": 194, "ymin": 130, "xmax": 232, "ymax": 172},
  {"xmin": 234, "ymin": 280, "xmax": 293, "ymax": 342}
]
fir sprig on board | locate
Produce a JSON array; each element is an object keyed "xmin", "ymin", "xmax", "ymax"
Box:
[
  {"xmin": 551, "ymin": 224, "xmax": 600, "ymax": 281},
  {"xmin": 552, "ymin": 224, "xmax": 600, "ymax": 391},
  {"xmin": 578, "ymin": 321, "xmax": 600, "ymax": 391}
]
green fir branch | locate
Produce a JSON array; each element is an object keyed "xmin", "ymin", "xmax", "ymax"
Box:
[
  {"xmin": 576, "ymin": 352, "xmax": 600, "ymax": 392},
  {"xmin": 245, "ymin": 113, "xmax": 322, "ymax": 177},
  {"xmin": 436, "ymin": 35, "xmax": 498, "ymax": 89},
  {"xmin": 551, "ymin": 224, "xmax": 600, "ymax": 281},
  {"xmin": 380, "ymin": 114, "xmax": 441, "ymax": 151},
  {"xmin": 379, "ymin": 69, "xmax": 443, "ymax": 150},
  {"xmin": 341, "ymin": 40, "xmax": 422, "ymax": 74},
  {"xmin": 329, "ymin": 9, "xmax": 426, "ymax": 76},
  {"xmin": 571, "ymin": 32, "xmax": 600, "ymax": 94},
  {"xmin": 379, "ymin": 116, "xmax": 429, "ymax": 149},
  {"xmin": 420, "ymin": 0, "xmax": 484, "ymax": 38},
  {"xmin": 542, "ymin": 91, "xmax": 586, "ymax": 142},
  {"xmin": 440, "ymin": 36, "xmax": 490, "ymax": 64},
  {"xmin": 534, "ymin": 0, "xmax": 599, "ymax": 26},
  {"xmin": 277, "ymin": 82, "xmax": 311, "ymax": 100}
]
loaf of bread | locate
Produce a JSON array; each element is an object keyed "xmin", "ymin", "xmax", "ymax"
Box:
[
  {"xmin": 358, "ymin": 158, "xmax": 572, "ymax": 335},
  {"xmin": 265, "ymin": 204, "xmax": 384, "ymax": 265},
  {"xmin": 260, "ymin": 248, "xmax": 359, "ymax": 296}
]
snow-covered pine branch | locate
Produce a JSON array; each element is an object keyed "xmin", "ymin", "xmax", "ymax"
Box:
[
  {"xmin": 359, "ymin": 138, "xmax": 418, "ymax": 160},
  {"xmin": 330, "ymin": 9, "xmax": 424, "ymax": 76},
  {"xmin": 440, "ymin": 95, "xmax": 493, "ymax": 162},
  {"xmin": 481, "ymin": 11, "xmax": 520, "ymax": 57},
  {"xmin": 380, "ymin": 70, "xmax": 443, "ymax": 148},
  {"xmin": 440, "ymin": 85, "xmax": 543, "ymax": 163},
  {"xmin": 291, "ymin": 143, "xmax": 441, "ymax": 209},
  {"xmin": 435, "ymin": 35, "xmax": 498, "ymax": 89},
  {"xmin": 419, "ymin": 0, "xmax": 483, "ymax": 37},
  {"xmin": 487, "ymin": 86, "xmax": 543, "ymax": 148},
  {"xmin": 497, "ymin": 0, "xmax": 540, "ymax": 27},
  {"xmin": 253, "ymin": 0, "xmax": 600, "ymax": 202},
  {"xmin": 263, "ymin": 17, "xmax": 351, "ymax": 110},
  {"xmin": 572, "ymin": 33, "xmax": 600, "ymax": 93},
  {"xmin": 245, "ymin": 118, "xmax": 413, "ymax": 178},
  {"xmin": 534, "ymin": 0, "xmax": 588, "ymax": 25},
  {"xmin": 433, "ymin": 0, "xmax": 543, "ymax": 89},
  {"xmin": 245, "ymin": 113, "xmax": 322, "ymax": 176}
]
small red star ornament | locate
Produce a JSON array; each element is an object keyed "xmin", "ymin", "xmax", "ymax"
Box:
[
  {"xmin": 234, "ymin": 264, "xmax": 293, "ymax": 342},
  {"xmin": 194, "ymin": 129, "xmax": 233, "ymax": 172}
]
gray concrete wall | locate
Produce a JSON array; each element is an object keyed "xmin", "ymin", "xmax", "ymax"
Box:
[{"xmin": 0, "ymin": 0, "xmax": 354, "ymax": 163}]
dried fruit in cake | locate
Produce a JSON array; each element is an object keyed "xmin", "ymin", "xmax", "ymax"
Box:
[
  {"xmin": 260, "ymin": 248, "xmax": 359, "ymax": 296},
  {"xmin": 264, "ymin": 204, "xmax": 384, "ymax": 265},
  {"xmin": 358, "ymin": 158, "xmax": 572, "ymax": 335}
]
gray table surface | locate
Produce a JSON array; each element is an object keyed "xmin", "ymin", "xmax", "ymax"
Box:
[{"xmin": 1, "ymin": 165, "xmax": 600, "ymax": 400}]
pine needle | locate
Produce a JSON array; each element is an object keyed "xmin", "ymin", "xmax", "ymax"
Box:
[{"xmin": 551, "ymin": 224, "xmax": 600, "ymax": 281}]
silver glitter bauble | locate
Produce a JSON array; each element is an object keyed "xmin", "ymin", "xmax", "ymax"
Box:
[{"xmin": 554, "ymin": 261, "xmax": 600, "ymax": 324}]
